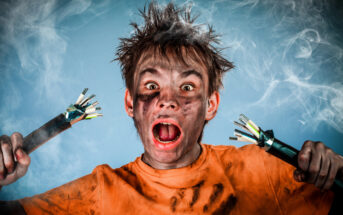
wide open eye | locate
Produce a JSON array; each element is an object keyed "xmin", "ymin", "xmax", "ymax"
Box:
[
  {"xmin": 145, "ymin": 82, "xmax": 159, "ymax": 90},
  {"xmin": 181, "ymin": 84, "xmax": 194, "ymax": 91}
]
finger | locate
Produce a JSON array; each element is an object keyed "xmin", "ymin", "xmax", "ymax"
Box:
[
  {"xmin": 315, "ymin": 155, "xmax": 330, "ymax": 188},
  {"xmin": 14, "ymin": 148, "xmax": 30, "ymax": 178},
  {"xmin": 307, "ymin": 149, "xmax": 322, "ymax": 184},
  {"xmin": 338, "ymin": 155, "xmax": 343, "ymax": 179},
  {"xmin": 0, "ymin": 135, "xmax": 11, "ymax": 179},
  {"xmin": 293, "ymin": 169, "xmax": 306, "ymax": 182},
  {"xmin": 323, "ymin": 158, "xmax": 337, "ymax": 190},
  {"xmin": 1, "ymin": 140, "xmax": 15, "ymax": 174},
  {"xmin": 11, "ymin": 132, "xmax": 24, "ymax": 158},
  {"xmin": 0, "ymin": 145, "xmax": 4, "ymax": 180},
  {"xmin": 298, "ymin": 141, "xmax": 312, "ymax": 171}
]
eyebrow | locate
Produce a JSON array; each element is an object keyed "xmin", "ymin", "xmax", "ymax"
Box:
[
  {"xmin": 180, "ymin": 70, "xmax": 203, "ymax": 81},
  {"xmin": 139, "ymin": 68, "xmax": 158, "ymax": 78},
  {"xmin": 137, "ymin": 68, "xmax": 203, "ymax": 83}
]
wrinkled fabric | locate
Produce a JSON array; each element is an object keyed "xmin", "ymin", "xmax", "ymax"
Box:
[{"xmin": 19, "ymin": 144, "xmax": 334, "ymax": 214}]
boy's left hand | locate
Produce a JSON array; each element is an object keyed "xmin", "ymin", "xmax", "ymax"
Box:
[{"xmin": 294, "ymin": 140, "xmax": 343, "ymax": 190}]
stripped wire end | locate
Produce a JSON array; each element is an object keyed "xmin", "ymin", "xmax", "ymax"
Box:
[
  {"xmin": 64, "ymin": 88, "xmax": 102, "ymax": 124},
  {"xmin": 238, "ymin": 114, "xmax": 260, "ymax": 138},
  {"xmin": 229, "ymin": 113, "xmax": 261, "ymax": 145},
  {"xmin": 232, "ymin": 129, "xmax": 258, "ymax": 145},
  {"xmin": 233, "ymin": 121, "xmax": 250, "ymax": 133}
]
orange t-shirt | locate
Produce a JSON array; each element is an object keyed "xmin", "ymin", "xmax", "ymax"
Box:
[{"xmin": 19, "ymin": 144, "xmax": 334, "ymax": 214}]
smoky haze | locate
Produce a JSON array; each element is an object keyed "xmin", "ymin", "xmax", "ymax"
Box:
[{"xmin": 0, "ymin": 0, "xmax": 342, "ymax": 200}]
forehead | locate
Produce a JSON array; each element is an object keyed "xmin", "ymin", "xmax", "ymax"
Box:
[{"xmin": 135, "ymin": 46, "xmax": 209, "ymax": 78}]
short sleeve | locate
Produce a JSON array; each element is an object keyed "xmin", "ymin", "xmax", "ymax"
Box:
[
  {"xmin": 18, "ymin": 166, "xmax": 102, "ymax": 215},
  {"xmin": 261, "ymin": 151, "xmax": 334, "ymax": 215}
]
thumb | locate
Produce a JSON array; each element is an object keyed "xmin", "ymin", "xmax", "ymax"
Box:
[
  {"xmin": 15, "ymin": 148, "xmax": 31, "ymax": 178},
  {"xmin": 293, "ymin": 169, "xmax": 306, "ymax": 182}
]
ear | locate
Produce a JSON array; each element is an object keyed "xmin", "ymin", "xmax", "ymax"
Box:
[
  {"xmin": 124, "ymin": 89, "xmax": 134, "ymax": 117},
  {"xmin": 205, "ymin": 91, "xmax": 220, "ymax": 121}
]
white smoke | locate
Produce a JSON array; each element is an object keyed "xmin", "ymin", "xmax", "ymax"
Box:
[
  {"xmin": 0, "ymin": 0, "xmax": 94, "ymax": 101},
  {"xmin": 0, "ymin": 0, "xmax": 110, "ymax": 200},
  {"xmin": 0, "ymin": 0, "xmax": 342, "ymax": 201},
  {"xmin": 185, "ymin": 0, "xmax": 343, "ymax": 134}
]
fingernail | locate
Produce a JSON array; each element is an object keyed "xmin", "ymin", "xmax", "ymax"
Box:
[
  {"xmin": 300, "ymin": 173, "xmax": 306, "ymax": 181},
  {"xmin": 294, "ymin": 173, "xmax": 299, "ymax": 182},
  {"xmin": 16, "ymin": 148, "xmax": 23, "ymax": 160}
]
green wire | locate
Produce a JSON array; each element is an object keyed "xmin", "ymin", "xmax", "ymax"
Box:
[
  {"xmin": 247, "ymin": 122, "xmax": 260, "ymax": 138},
  {"xmin": 85, "ymin": 115, "xmax": 98, "ymax": 119}
]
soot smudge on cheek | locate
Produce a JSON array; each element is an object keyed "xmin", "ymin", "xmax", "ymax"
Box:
[
  {"xmin": 135, "ymin": 92, "xmax": 160, "ymax": 114},
  {"xmin": 178, "ymin": 94, "xmax": 204, "ymax": 115},
  {"xmin": 136, "ymin": 92, "xmax": 160, "ymax": 103}
]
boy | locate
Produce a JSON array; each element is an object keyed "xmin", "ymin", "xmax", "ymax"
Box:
[{"xmin": 0, "ymin": 2, "xmax": 342, "ymax": 214}]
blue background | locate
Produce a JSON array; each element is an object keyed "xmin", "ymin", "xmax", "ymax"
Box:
[{"xmin": 0, "ymin": 0, "xmax": 342, "ymax": 200}]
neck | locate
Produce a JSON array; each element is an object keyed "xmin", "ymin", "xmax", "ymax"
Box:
[{"xmin": 142, "ymin": 143, "xmax": 202, "ymax": 169}]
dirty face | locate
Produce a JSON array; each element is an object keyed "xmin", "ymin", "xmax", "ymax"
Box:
[{"xmin": 125, "ymin": 48, "xmax": 219, "ymax": 169}]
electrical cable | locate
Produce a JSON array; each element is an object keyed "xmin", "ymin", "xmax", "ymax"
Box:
[
  {"xmin": 22, "ymin": 88, "xmax": 102, "ymax": 154},
  {"xmin": 229, "ymin": 113, "xmax": 343, "ymax": 191}
]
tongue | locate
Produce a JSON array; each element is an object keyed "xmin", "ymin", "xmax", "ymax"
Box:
[{"xmin": 159, "ymin": 124, "xmax": 178, "ymax": 141}]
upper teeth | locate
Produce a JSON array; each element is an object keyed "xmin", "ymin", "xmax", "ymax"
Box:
[{"xmin": 161, "ymin": 122, "xmax": 171, "ymax": 125}]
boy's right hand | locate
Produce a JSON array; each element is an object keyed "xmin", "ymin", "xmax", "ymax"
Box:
[{"xmin": 0, "ymin": 132, "xmax": 30, "ymax": 186}]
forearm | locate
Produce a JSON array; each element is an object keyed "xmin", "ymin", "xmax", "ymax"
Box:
[{"xmin": 0, "ymin": 200, "xmax": 26, "ymax": 215}]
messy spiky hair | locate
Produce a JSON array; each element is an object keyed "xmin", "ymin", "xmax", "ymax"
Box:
[{"xmin": 116, "ymin": 1, "xmax": 234, "ymax": 95}]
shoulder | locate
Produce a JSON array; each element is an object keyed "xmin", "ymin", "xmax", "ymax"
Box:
[
  {"xmin": 91, "ymin": 162, "xmax": 138, "ymax": 184},
  {"xmin": 199, "ymin": 143, "xmax": 270, "ymax": 178},
  {"xmin": 202, "ymin": 143, "xmax": 265, "ymax": 160},
  {"xmin": 91, "ymin": 162, "xmax": 135, "ymax": 173},
  {"xmin": 203, "ymin": 143, "xmax": 288, "ymax": 176},
  {"xmin": 92, "ymin": 164, "xmax": 113, "ymax": 173},
  {"xmin": 203, "ymin": 143, "xmax": 263, "ymax": 152}
]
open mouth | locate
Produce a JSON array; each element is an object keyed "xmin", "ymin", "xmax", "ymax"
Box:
[{"xmin": 152, "ymin": 121, "xmax": 181, "ymax": 144}]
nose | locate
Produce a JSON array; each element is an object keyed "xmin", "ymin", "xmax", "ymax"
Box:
[
  {"xmin": 157, "ymin": 88, "xmax": 179, "ymax": 111},
  {"xmin": 159, "ymin": 101, "xmax": 177, "ymax": 109}
]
